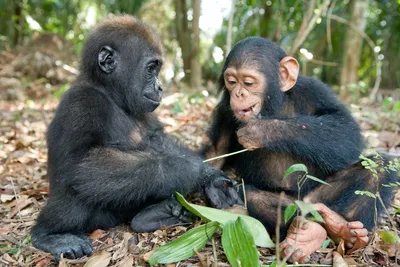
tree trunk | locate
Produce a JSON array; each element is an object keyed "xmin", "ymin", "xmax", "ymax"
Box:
[
  {"xmin": 190, "ymin": 0, "xmax": 202, "ymax": 90},
  {"xmin": 225, "ymin": 0, "xmax": 236, "ymax": 55},
  {"xmin": 13, "ymin": 0, "xmax": 23, "ymax": 47},
  {"xmin": 174, "ymin": 0, "xmax": 191, "ymax": 82},
  {"xmin": 259, "ymin": 1, "xmax": 272, "ymax": 38},
  {"xmin": 339, "ymin": 0, "xmax": 368, "ymax": 89}
]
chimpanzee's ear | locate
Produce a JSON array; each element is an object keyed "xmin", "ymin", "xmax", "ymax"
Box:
[
  {"xmin": 98, "ymin": 46, "xmax": 117, "ymax": 74},
  {"xmin": 279, "ymin": 56, "xmax": 299, "ymax": 92}
]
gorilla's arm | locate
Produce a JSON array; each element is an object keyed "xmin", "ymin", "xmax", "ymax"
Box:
[{"xmin": 72, "ymin": 147, "xmax": 215, "ymax": 207}]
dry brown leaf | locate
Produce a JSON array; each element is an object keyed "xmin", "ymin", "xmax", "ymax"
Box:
[
  {"xmin": 143, "ymin": 250, "xmax": 155, "ymax": 262},
  {"xmin": 112, "ymin": 232, "xmax": 132, "ymax": 261},
  {"xmin": 332, "ymin": 251, "xmax": 348, "ymax": 267},
  {"xmin": 35, "ymin": 257, "xmax": 51, "ymax": 267},
  {"xmin": 89, "ymin": 229, "xmax": 104, "ymax": 240},
  {"xmin": 0, "ymin": 194, "xmax": 15, "ymax": 202},
  {"xmin": 8, "ymin": 197, "xmax": 34, "ymax": 218},
  {"xmin": 58, "ymin": 255, "xmax": 69, "ymax": 267},
  {"xmin": 2, "ymin": 253, "xmax": 17, "ymax": 263},
  {"xmin": 83, "ymin": 251, "xmax": 111, "ymax": 267},
  {"xmin": 344, "ymin": 256, "xmax": 358, "ymax": 266},
  {"xmin": 378, "ymin": 243, "xmax": 400, "ymax": 257},
  {"xmin": 337, "ymin": 239, "xmax": 345, "ymax": 256},
  {"xmin": 114, "ymin": 255, "xmax": 134, "ymax": 267},
  {"xmin": 7, "ymin": 195, "xmax": 29, "ymax": 208}
]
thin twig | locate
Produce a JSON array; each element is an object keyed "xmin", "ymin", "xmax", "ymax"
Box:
[
  {"xmin": 203, "ymin": 149, "xmax": 249, "ymax": 163},
  {"xmin": 0, "ymin": 234, "xmax": 41, "ymax": 253},
  {"xmin": 377, "ymin": 193, "xmax": 398, "ymax": 232},
  {"xmin": 9, "ymin": 178, "xmax": 23, "ymax": 223},
  {"xmin": 194, "ymin": 248, "xmax": 208, "ymax": 267},
  {"xmin": 242, "ymin": 179, "xmax": 247, "ymax": 209},
  {"xmin": 275, "ymin": 192, "xmax": 285, "ymax": 267},
  {"xmin": 211, "ymin": 236, "xmax": 218, "ymax": 267}
]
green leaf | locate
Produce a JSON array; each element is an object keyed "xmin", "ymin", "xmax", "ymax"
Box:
[
  {"xmin": 379, "ymin": 231, "xmax": 400, "ymax": 244},
  {"xmin": 222, "ymin": 217, "xmax": 260, "ymax": 267},
  {"xmin": 310, "ymin": 210, "xmax": 325, "ymax": 223},
  {"xmin": 306, "ymin": 175, "xmax": 331, "ymax": 186},
  {"xmin": 321, "ymin": 239, "xmax": 331, "ymax": 249},
  {"xmin": 394, "ymin": 208, "xmax": 400, "ymax": 214},
  {"xmin": 283, "ymin": 164, "xmax": 308, "ymax": 180},
  {"xmin": 294, "ymin": 200, "xmax": 317, "ymax": 217},
  {"xmin": 176, "ymin": 192, "xmax": 274, "ymax": 248},
  {"xmin": 354, "ymin": 190, "xmax": 376, "ymax": 199},
  {"xmin": 7, "ymin": 248, "xmax": 20, "ymax": 255},
  {"xmin": 148, "ymin": 221, "xmax": 219, "ymax": 264},
  {"xmin": 284, "ymin": 204, "xmax": 297, "ymax": 224}
]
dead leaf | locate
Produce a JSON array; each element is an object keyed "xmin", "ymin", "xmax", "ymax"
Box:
[
  {"xmin": 3, "ymin": 253, "xmax": 17, "ymax": 263},
  {"xmin": 83, "ymin": 251, "xmax": 111, "ymax": 267},
  {"xmin": 0, "ymin": 194, "xmax": 15, "ymax": 202},
  {"xmin": 344, "ymin": 256, "xmax": 359, "ymax": 266},
  {"xmin": 35, "ymin": 257, "xmax": 51, "ymax": 267},
  {"xmin": 337, "ymin": 239, "xmax": 345, "ymax": 256},
  {"xmin": 89, "ymin": 229, "xmax": 104, "ymax": 240},
  {"xmin": 378, "ymin": 243, "xmax": 400, "ymax": 257},
  {"xmin": 114, "ymin": 255, "xmax": 134, "ymax": 267},
  {"xmin": 58, "ymin": 255, "xmax": 68, "ymax": 267},
  {"xmin": 333, "ymin": 251, "xmax": 348, "ymax": 267},
  {"xmin": 143, "ymin": 250, "xmax": 155, "ymax": 262},
  {"xmin": 112, "ymin": 232, "xmax": 132, "ymax": 261},
  {"xmin": 8, "ymin": 197, "xmax": 34, "ymax": 218}
]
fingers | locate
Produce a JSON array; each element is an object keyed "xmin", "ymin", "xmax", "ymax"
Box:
[
  {"xmin": 347, "ymin": 221, "xmax": 364, "ymax": 230},
  {"xmin": 350, "ymin": 228, "xmax": 368, "ymax": 237}
]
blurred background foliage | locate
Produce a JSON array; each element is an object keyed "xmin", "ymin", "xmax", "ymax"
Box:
[{"xmin": 0, "ymin": 0, "xmax": 399, "ymax": 105}]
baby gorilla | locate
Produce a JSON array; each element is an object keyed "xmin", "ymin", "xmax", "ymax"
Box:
[{"xmin": 31, "ymin": 16, "xmax": 241, "ymax": 260}]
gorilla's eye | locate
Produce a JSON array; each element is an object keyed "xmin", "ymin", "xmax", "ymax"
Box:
[{"xmin": 147, "ymin": 60, "xmax": 161, "ymax": 73}]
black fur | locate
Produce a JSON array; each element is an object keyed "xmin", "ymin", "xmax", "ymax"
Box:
[
  {"xmin": 204, "ymin": 37, "xmax": 397, "ymax": 236},
  {"xmin": 31, "ymin": 16, "xmax": 240, "ymax": 260}
]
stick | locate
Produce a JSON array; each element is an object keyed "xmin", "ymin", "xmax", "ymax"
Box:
[{"xmin": 203, "ymin": 149, "xmax": 249, "ymax": 163}]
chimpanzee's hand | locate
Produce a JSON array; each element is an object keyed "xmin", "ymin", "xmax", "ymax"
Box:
[
  {"xmin": 205, "ymin": 175, "xmax": 244, "ymax": 209},
  {"xmin": 237, "ymin": 118, "xmax": 266, "ymax": 150}
]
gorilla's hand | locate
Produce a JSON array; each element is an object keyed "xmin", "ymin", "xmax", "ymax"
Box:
[{"xmin": 204, "ymin": 175, "xmax": 244, "ymax": 209}]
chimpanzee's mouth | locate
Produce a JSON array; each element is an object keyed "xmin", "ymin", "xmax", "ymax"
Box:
[{"xmin": 237, "ymin": 103, "xmax": 257, "ymax": 115}]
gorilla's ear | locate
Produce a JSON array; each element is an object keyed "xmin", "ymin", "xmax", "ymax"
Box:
[{"xmin": 98, "ymin": 46, "xmax": 117, "ymax": 74}]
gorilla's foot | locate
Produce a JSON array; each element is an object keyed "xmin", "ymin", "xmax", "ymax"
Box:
[
  {"xmin": 131, "ymin": 197, "xmax": 195, "ymax": 232},
  {"xmin": 280, "ymin": 217, "xmax": 327, "ymax": 263},
  {"xmin": 315, "ymin": 203, "xmax": 369, "ymax": 254},
  {"xmin": 32, "ymin": 233, "xmax": 93, "ymax": 261}
]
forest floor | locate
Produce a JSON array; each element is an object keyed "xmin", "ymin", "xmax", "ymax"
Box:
[{"xmin": 1, "ymin": 46, "xmax": 400, "ymax": 267}]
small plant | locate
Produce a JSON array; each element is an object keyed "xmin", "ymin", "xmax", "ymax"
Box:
[
  {"xmin": 282, "ymin": 164, "xmax": 330, "ymax": 224},
  {"xmin": 148, "ymin": 192, "xmax": 274, "ymax": 266},
  {"xmin": 356, "ymin": 150, "xmax": 399, "ymax": 239}
]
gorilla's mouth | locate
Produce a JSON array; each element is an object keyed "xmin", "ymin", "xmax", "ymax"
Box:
[{"xmin": 144, "ymin": 95, "xmax": 161, "ymax": 105}]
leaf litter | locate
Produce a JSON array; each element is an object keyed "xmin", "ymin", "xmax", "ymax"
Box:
[{"xmin": 0, "ymin": 53, "xmax": 400, "ymax": 266}]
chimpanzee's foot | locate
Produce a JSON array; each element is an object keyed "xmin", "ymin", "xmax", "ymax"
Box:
[
  {"xmin": 131, "ymin": 197, "xmax": 195, "ymax": 232},
  {"xmin": 32, "ymin": 233, "xmax": 93, "ymax": 261},
  {"xmin": 280, "ymin": 217, "xmax": 327, "ymax": 263},
  {"xmin": 315, "ymin": 203, "xmax": 369, "ymax": 254}
]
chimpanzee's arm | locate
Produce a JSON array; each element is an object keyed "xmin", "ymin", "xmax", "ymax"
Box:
[
  {"xmin": 201, "ymin": 102, "xmax": 236, "ymax": 167},
  {"xmin": 237, "ymin": 111, "xmax": 363, "ymax": 173}
]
